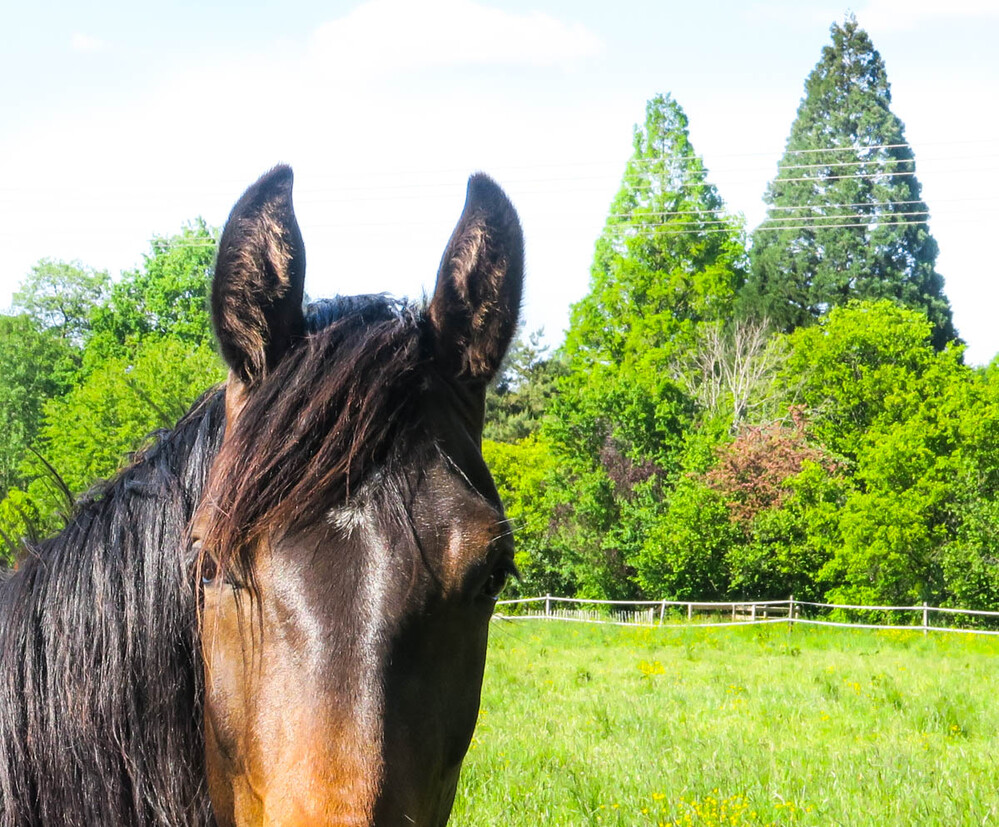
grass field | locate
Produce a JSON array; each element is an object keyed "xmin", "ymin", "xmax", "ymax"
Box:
[{"xmin": 449, "ymin": 619, "xmax": 999, "ymax": 826}]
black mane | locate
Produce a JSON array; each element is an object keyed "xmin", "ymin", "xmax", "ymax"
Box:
[
  {"xmin": 0, "ymin": 389, "xmax": 225, "ymax": 826},
  {"xmin": 0, "ymin": 295, "xmax": 418, "ymax": 826}
]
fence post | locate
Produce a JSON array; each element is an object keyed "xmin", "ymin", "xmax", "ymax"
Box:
[
  {"xmin": 923, "ymin": 602, "xmax": 929, "ymax": 635},
  {"xmin": 659, "ymin": 599, "xmax": 667, "ymax": 625},
  {"xmin": 789, "ymin": 595, "xmax": 795, "ymax": 631},
  {"xmin": 545, "ymin": 593, "xmax": 551, "ymax": 619},
  {"xmin": 751, "ymin": 603, "xmax": 757, "ymax": 623},
  {"xmin": 687, "ymin": 602, "xmax": 693, "ymax": 622}
]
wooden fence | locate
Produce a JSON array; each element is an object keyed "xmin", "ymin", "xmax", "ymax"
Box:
[{"xmin": 493, "ymin": 595, "xmax": 999, "ymax": 636}]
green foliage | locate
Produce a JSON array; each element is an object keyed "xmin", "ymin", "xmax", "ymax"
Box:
[
  {"xmin": 705, "ymin": 411, "xmax": 835, "ymax": 525},
  {"xmin": 484, "ymin": 330, "xmax": 565, "ymax": 443},
  {"xmin": 482, "ymin": 436, "xmax": 565, "ymax": 596},
  {"xmin": 728, "ymin": 462, "xmax": 847, "ymax": 602},
  {"xmin": 632, "ymin": 476, "xmax": 737, "ymax": 599},
  {"xmin": 539, "ymin": 94, "xmax": 746, "ymax": 599},
  {"xmin": 939, "ymin": 371, "xmax": 999, "ymax": 609},
  {"xmin": 0, "ymin": 315, "xmax": 77, "ymax": 495},
  {"xmin": 0, "ymin": 218, "xmax": 222, "ymax": 543},
  {"xmin": 778, "ymin": 301, "xmax": 981, "ymax": 605},
  {"xmin": 12, "ymin": 259, "xmax": 109, "ymax": 344},
  {"xmin": 565, "ymin": 93, "xmax": 745, "ymax": 375},
  {"xmin": 542, "ymin": 433, "xmax": 634, "ymax": 600},
  {"xmin": 86, "ymin": 219, "xmax": 217, "ymax": 365},
  {"xmin": 782, "ymin": 300, "xmax": 942, "ymax": 459},
  {"xmin": 1, "ymin": 67, "xmax": 994, "ymax": 616},
  {"xmin": 744, "ymin": 17, "xmax": 955, "ymax": 348},
  {"xmin": 30, "ymin": 336, "xmax": 224, "ymax": 497},
  {"xmin": 0, "ymin": 488, "xmax": 44, "ymax": 565},
  {"xmin": 619, "ymin": 297, "xmax": 998, "ymax": 609}
]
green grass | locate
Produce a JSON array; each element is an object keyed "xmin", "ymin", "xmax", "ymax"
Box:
[{"xmin": 450, "ymin": 619, "xmax": 999, "ymax": 826}]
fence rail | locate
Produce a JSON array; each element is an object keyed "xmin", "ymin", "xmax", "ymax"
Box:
[{"xmin": 493, "ymin": 594, "xmax": 999, "ymax": 636}]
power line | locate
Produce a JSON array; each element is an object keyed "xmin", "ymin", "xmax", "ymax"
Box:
[
  {"xmin": 759, "ymin": 209, "xmax": 931, "ymax": 225},
  {"xmin": 598, "ymin": 208, "xmax": 935, "ymax": 231},
  {"xmin": 602, "ymin": 198, "xmax": 943, "ymax": 221},
  {"xmin": 2, "ymin": 146, "xmax": 998, "ymax": 202},
  {"xmin": 600, "ymin": 217, "xmax": 954, "ymax": 237},
  {"xmin": 594, "ymin": 147, "xmax": 996, "ymax": 172},
  {"xmin": 6, "ymin": 208, "xmax": 999, "ymax": 249}
]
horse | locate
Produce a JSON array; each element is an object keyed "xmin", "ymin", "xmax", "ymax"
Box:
[{"xmin": 0, "ymin": 165, "xmax": 524, "ymax": 826}]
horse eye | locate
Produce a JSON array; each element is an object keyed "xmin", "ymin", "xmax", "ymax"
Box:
[
  {"xmin": 191, "ymin": 541, "xmax": 226, "ymax": 588},
  {"xmin": 482, "ymin": 560, "xmax": 515, "ymax": 600},
  {"xmin": 200, "ymin": 555, "xmax": 219, "ymax": 586}
]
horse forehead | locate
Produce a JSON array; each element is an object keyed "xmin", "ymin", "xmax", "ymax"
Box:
[
  {"xmin": 325, "ymin": 459, "xmax": 500, "ymax": 543},
  {"xmin": 321, "ymin": 460, "xmax": 502, "ymax": 584}
]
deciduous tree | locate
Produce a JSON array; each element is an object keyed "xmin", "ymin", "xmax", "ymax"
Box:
[{"xmin": 12, "ymin": 259, "xmax": 108, "ymax": 344}]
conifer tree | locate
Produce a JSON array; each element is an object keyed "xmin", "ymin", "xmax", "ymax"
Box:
[
  {"xmin": 544, "ymin": 94, "xmax": 745, "ymax": 598},
  {"xmin": 567, "ymin": 93, "xmax": 745, "ymax": 376},
  {"xmin": 744, "ymin": 16, "xmax": 956, "ymax": 349}
]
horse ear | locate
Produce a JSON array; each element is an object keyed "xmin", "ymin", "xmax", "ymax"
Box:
[
  {"xmin": 428, "ymin": 174, "xmax": 524, "ymax": 385},
  {"xmin": 212, "ymin": 165, "xmax": 306, "ymax": 387}
]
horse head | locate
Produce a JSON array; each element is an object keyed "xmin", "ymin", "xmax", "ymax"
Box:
[{"xmin": 191, "ymin": 166, "xmax": 523, "ymax": 826}]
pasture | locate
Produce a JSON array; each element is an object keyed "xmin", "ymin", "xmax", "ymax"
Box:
[{"xmin": 451, "ymin": 620, "xmax": 999, "ymax": 826}]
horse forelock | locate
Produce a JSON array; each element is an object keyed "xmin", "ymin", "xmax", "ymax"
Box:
[{"xmin": 200, "ymin": 295, "xmax": 435, "ymax": 580}]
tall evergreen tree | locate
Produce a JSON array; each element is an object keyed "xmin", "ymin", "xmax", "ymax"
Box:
[
  {"xmin": 561, "ymin": 93, "xmax": 745, "ymax": 465},
  {"xmin": 744, "ymin": 16, "xmax": 956, "ymax": 349},
  {"xmin": 568, "ymin": 93, "xmax": 745, "ymax": 375},
  {"xmin": 543, "ymin": 93, "xmax": 746, "ymax": 598}
]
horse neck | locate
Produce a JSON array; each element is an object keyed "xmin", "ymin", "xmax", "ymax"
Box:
[{"xmin": 0, "ymin": 389, "xmax": 225, "ymax": 827}]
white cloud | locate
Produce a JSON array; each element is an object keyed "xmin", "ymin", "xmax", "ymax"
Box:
[
  {"xmin": 308, "ymin": 0, "xmax": 603, "ymax": 74},
  {"xmin": 70, "ymin": 33, "xmax": 106, "ymax": 53},
  {"xmin": 857, "ymin": 0, "xmax": 999, "ymax": 30}
]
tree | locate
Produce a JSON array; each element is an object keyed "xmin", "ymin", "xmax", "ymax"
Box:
[
  {"xmin": 672, "ymin": 317, "xmax": 790, "ymax": 429},
  {"xmin": 781, "ymin": 300, "xmax": 941, "ymax": 460},
  {"xmin": 781, "ymin": 301, "xmax": 972, "ymax": 605},
  {"xmin": 702, "ymin": 411, "xmax": 844, "ymax": 602},
  {"xmin": 1, "ymin": 218, "xmax": 223, "ymax": 537},
  {"xmin": 566, "ymin": 93, "xmax": 746, "ymax": 374},
  {"xmin": 481, "ymin": 435, "xmax": 566, "ymax": 596},
  {"xmin": 484, "ymin": 330, "xmax": 565, "ymax": 443},
  {"xmin": 560, "ymin": 93, "xmax": 746, "ymax": 467},
  {"xmin": 85, "ymin": 218, "xmax": 218, "ymax": 364},
  {"xmin": 744, "ymin": 16, "xmax": 955, "ymax": 349},
  {"xmin": 0, "ymin": 315, "xmax": 76, "ymax": 495},
  {"xmin": 12, "ymin": 259, "xmax": 109, "ymax": 344},
  {"xmin": 704, "ymin": 409, "xmax": 836, "ymax": 526},
  {"xmin": 27, "ymin": 336, "xmax": 224, "ymax": 499},
  {"xmin": 540, "ymin": 93, "xmax": 746, "ymax": 598},
  {"xmin": 632, "ymin": 475, "xmax": 737, "ymax": 600}
]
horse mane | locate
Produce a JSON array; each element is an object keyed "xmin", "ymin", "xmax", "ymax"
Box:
[
  {"xmin": 0, "ymin": 388, "xmax": 225, "ymax": 827},
  {"xmin": 0, "ymin": 296, "xmax": 431, "ymax": 825}
]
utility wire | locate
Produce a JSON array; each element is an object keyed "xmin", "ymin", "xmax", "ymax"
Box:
[
  {"xmin": 2, "ymin": 146, "xmax": 998, "ymax": 200},
  {"xmin": 601, "ymin": 209, "xmax": 932, "ymax": 230},
  {"xmin": 17, "ymin": 210, "xmax": 980, "ymax": 248},
  {"xmin": 599, "ymin": 217, "xmax": 953, "ymax": 237},
  {"xmin": 602, "ymin": 199, "xmax": 941, "ymax": 220}
]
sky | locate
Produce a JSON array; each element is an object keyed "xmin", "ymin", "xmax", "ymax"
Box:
[{"xmin": 2, "ymin": 0, "xmax": 997, "ymax": 363}]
